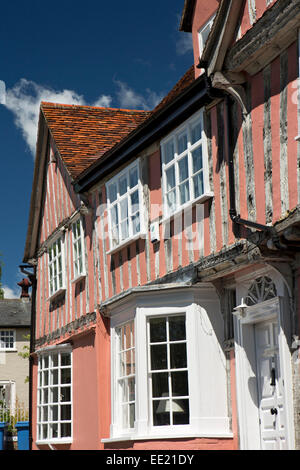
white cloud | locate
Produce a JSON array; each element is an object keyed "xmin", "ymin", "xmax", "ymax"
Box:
[
  {"xmin": 1, "ymin": 78, "xmax": 162, "ymax": 157},
  {"xmin": 176, "ymin": 32, "xmax": 193, "ymax": 56},
  {"xmin": 115, "ymin": 79, "xmax": 163, "ymax": 110},
  {"xmin": 2, "ymin": 285, "xmax": 19, "ymax": 299},
  {"xmin": 2, "ymin": 78, "xmax": 113, "ymax": 156},
  {"xmin": 93, "ymin": 94, "xmax": 113, "ymax": 108}
]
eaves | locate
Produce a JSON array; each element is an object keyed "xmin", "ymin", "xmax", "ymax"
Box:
[
  {"xmin": 224, "ymin": 0, "xmax": 300, "ymax": 75},
  {"xmin": 73, "ymin": 74, "xmax": 208, "ymax": 194}
]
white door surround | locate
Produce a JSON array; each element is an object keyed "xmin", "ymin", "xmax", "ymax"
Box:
[{"xmin": 234, "ymin": 268, "xmax": 295, "ymax": 450}]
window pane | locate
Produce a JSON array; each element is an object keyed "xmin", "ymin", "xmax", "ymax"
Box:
[
  {"xmin": 120, "ymin": 198, "xmax": 128, "ymax": 220},
  {"xmin": 61, "ymin": 405, "xmax": 71, "ymax": 421},
  {"xmin": 179, "ymin": 181, "xmax": 190, "ymax": 205},
  {"xmin": 131, "ymin": 212, "xmax": 140, "ymax": 235},
  {"xmin": 50, "ymin": 423, "xmax": 58, "ymax": 439},
  {"xmin": 110, "ymin": 205, "xmax": 118, "ymax": 226},
  {"xmin": 169, "ymin": 316, "xmax": 186, "ymax": 341},
  {"xmin": 152, "ymin": 372, "xmax": 169, "ymax": 398},
  {"xmin": 50, "ymin": 387, "xmax": 58, "ymax": 403},
  {"xmin": 130, "ymin": 190, "xmax": 139, "ymax": 212},
  {"xmin": 108, "ymin": 182, "xmax": 117, "ymax": 203},
  {"xmin": 193, "ymin": 172, "xmax": 204, "ymax": 199},
  {"xmin": 153, "ymin": 400, "xmax": 170, "ymax": 426},
  {"xmin": 60, "ymin": 423, "xmax": 71, "ymax": 438},
  {"xmin": 61, "ymin": 353, "xmax": 71, "ymax": 367},
  {"xmin": 170, "ymin": 343, "xmax": 187, "ymax": 369},
  {"xmin": 129, "ymin": 403, "xmax": 135, "ymax": 428},
  {"xmin": 191, "ymin": 121, "xmax": 202, "ymax": 144},
  {"xmin": 121, "ymin": 220, "xmax": 129, "ymax": 240},
  {"xmin": 178, "ymin": 156, "xmax": 189, "ymax": 182},
  {"xmin": 129, "ymin": 166, "xmax": 138, "ymax": 188},
  {"xmin": 51, "ymin": 369, "xmax": 58, "ymax": 385},
  {"xmin": 119, "ymin": 175, "xmax": 127, "ymax": 196},
  {"xmin": 172, "ymin": 399, "xmax": 189, "ymax": 425},
  {"xmin": 166, "ymin": 190, "xmax": 176, "ymax": 213},
  {"xmin": 171, "ymin": 371, "xmax": 189, "ymax": 396},
  {"xmin": 166, "ymin": 166, "xmax": 175, "ymax": 191},
  {"xmin": 151, "ymin": 344, "xmax": 167, "ymax": 370},
  {"xmin": 192, "ymin": 146, "xmax": 203, "ymax": 173},
  {"xmin": 177, "ymin": 132, "xmax": 187, "ymax": 154},
  {"xmin": 150, "ymin": 318, "xmax": 166, "ymax": 343},
  {"xmin": 61, "ymin": 368, "xmax": 71, "ymax": 384},
  {"xmin": 164, "ymin": 140, "xmax": 174, "ymax": 164},
  {"xmin": 51, "ymin": 405, "xmax": 58, "ymax": 421},
  {"xmin": 60, "ymin": 387, "xmax": 71, "ymax": 402}
]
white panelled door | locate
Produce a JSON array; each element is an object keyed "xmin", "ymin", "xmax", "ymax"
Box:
[{"xmin": 254, "ymin": 320, "xmax": 287, "ymax": 450}]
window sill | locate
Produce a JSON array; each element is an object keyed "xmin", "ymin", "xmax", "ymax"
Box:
[
  {"xmin": 47, "ymin": 288, "xmax": 66, "ymax": 302},
  {"xmin": 36, "ymin": 438, "xmax": 72, "ymax": 446},
  {"xmin": 71, "ymin": 273, "xmax": 86, "ymax": 284},
  {"xmin": 107, "ymin": 232, "xmax": 146, "ymax": 255},
  {"xmin": 102, "ymin": 431, "xmax": 233, "ymax": 443},
  {"xmin": 0, "ymin": 348, "xmax": 17, "ymax": 352},
  {"xmin": 161, "ymin": 192, "xmax": 214, "ymax": 225}
]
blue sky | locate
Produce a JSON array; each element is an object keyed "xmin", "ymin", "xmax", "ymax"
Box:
[{"xmin": 0, "ymin": 0, "xmax": 193, "ymax": 298}]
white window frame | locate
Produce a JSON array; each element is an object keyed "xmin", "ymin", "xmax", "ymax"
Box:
[
  {"xmin": 47, "ymin": 234, "xmax": 66, "ymax": 299},
  {"xmin": 36, "ymin": 345, "xmax": 72, "ymax": 445},
  {"xmin": 106, "ymin": 159, "xmax": 145, "ymax": 253},
  {"xmin": 105, "ymin": 287, "xmax": 231, "ymax": 443},
  {"xmin": 71, "ymin": 217, "xmax": 86, "ymax": 282},
  {"xmin": 161, "ymin": 110, "xmax": 213, "ymax": 219},
  {"xmin": 0, "ymin": 330, "xmax": 16, "ymax": 351},
  {"xmin": 198, "ymin": 14, "xmax": 216, "ymax": 58}
]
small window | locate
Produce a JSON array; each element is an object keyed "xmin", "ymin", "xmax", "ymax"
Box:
[
  {"xmin": 0, "ymin": 330, "xmax": 15, "ymax": 350},
  {"xmin": 71, "ymin": 218, "xmax": 85, "ymax": 279},
  {"xmin": 198, "ymin": 14, "xmax": 215, "ymax": 58},
  {"xmin": 37, "ymin": 349, "xmax": 72, "ymax": 443},
  {"xmin": 106, "ymin": 161, "xmax": 143, "ymax": 251},
  {"xmin": 161, "ymin": 110, "xmax": 211, "ymax": 217},
  {"xmin": 48, "ymin": 237, "xmax": 65, "ymax": 297}
]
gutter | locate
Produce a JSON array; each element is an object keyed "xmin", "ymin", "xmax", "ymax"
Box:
[{"xmin": 73, "ymin": 75, "xmax": 208, "ymax": 194}]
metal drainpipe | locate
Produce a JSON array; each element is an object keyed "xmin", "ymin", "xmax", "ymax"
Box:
[
  {"xmin": 200, "ymin": 68, "xmax": 285, "ymax": 250},
  {"xmin": 224, "ymin": 94, "xmax": 286, "ymax": 250},
  {"xmin": 19, "ymin": 264, "xmax": 37, "ymax": 451}
]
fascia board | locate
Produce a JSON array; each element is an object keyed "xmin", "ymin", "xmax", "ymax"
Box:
[
  {"xmin": 23, "ymin": 112, "xmax": 49, "ymax": 263},
  {"xmin": 73, "ymin": 78, "xmax": 207, "ymax": 194}
]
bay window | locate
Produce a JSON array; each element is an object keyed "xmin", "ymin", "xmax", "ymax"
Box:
[{"xmin": 106, "ymin": 287, "xmax": 231, "ymax": 443}]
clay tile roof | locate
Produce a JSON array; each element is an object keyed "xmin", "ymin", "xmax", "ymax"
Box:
[
  {"xmin": 41, "ymin": 103, "xmax": 151, "ymax": 180},
  {"xmin": 151, "ymin": 65, "xmax": 195, "ymax": 116},
  {"xmin": 41, "ymin": 66, "xmax": 195, "ymax": 181}
]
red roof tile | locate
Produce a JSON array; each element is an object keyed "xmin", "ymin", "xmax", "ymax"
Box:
[
  {"xmin": 41, "ymin": 103, "xmax": 151, "ymax": 179},
  {"xmin": 41, "ymin": 66, "xmax": 195, "ymax": 181}
]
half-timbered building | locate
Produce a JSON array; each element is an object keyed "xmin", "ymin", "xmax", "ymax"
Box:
[{"xmin": 23, "ymin": 0, "xmax": 300, "ymax": 450}]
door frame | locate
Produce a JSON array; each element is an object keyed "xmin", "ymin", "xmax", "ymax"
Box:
[{"xmin": 234, "ymin": 268, "xmax": 295, "ymax": 450}]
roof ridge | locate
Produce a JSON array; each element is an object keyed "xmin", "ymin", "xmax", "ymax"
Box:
[{"xmin": 41, "ymin": 101, "xmax": 151, "ymax": 114}]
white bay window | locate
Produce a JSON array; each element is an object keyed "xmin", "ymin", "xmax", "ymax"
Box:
[{"xmin": 105, "ymin": 286, "xmax": 231, "ymax": 442}]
